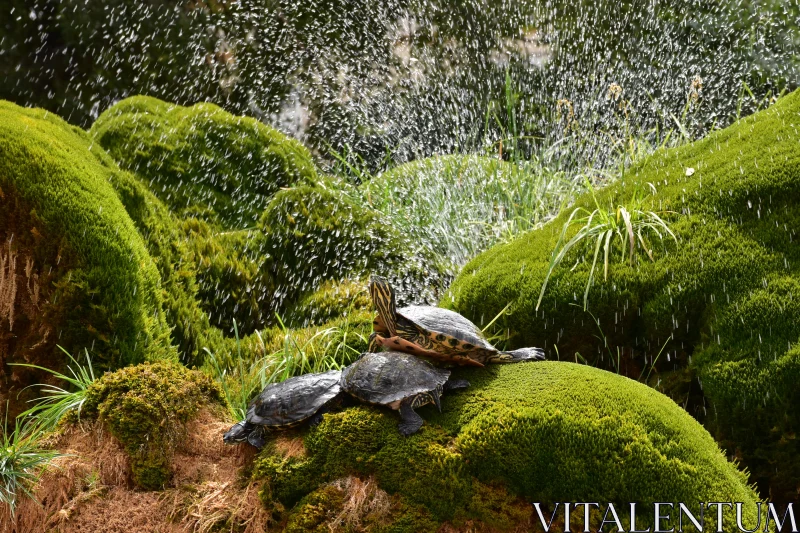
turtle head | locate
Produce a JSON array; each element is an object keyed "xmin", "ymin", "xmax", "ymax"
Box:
[
  {"xmin": 369, "ymin": 275, "xmax": 398, "ymax": 336},
  {"xmin": 493, "ymin": 347, "xmax": 546, "ymax": 363},
  {"xmin": 223, "ymin": 421, "xmax": 253, "ymax": 444}
]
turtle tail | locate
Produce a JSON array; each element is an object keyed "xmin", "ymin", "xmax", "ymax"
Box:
[
  {"xmin": 495, "ymin": 347, "xmax": 546, "ymax": 363},
  {"xmin": 369, "ymin": 275, "xmax": 398, "ymax": 337}
]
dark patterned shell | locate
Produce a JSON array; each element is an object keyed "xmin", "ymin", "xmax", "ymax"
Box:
[
  {"xmin": 340, "ymin": 352, "xmax": 450, "ymax": 406},
  {"xmin": 246, "ymin": 370, "xmax": 342, "ymax": 427},
  {"xmin": 400, "ymin": 306, "xmax": 495, "ymax": 350}
]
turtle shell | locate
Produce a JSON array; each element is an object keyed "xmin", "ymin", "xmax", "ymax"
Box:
[
  {"xmin": 399, "ymin": 306, "xmax": 496, "ymax": 351},
  {"xmin": 246, "ymin": 369, "xmax": 342, "ymax": 428},
  {"xmin": 340, "ymin": 351, "xmax": 450, "ymax": 406}
]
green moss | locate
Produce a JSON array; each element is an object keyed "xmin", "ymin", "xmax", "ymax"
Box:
[
  {"xmin": 284, "ymin": 278, "xmax": 372, "ymax": 328},
  {"xmin": 445, "ymin": 89, "xmax": 800, "ymax": 500},
  {"xmin": 284, "ymin": 484, "xmax": 345, "ymax": 533},
  {"xmin": 0, "ymin": 100, "xmax": 175, "ymax": 368},
  {"xmin": 257, "ymin": 182, "xmax": 406, "ymax": 313},
  {"xmin": 91, "ymin": 95, "xmax": 317, "ymax": 229},
  {"xmin": 104, "ymin": 160, "xmax": 226, "ymax": 365},
  {"xmin": 252, "ymin": 363, "xmax": 759, "ymax": 529},
  {"xmin": 284, "ymin": 480, "xmax": 439, "ymax": 533},
  {"xmin": 179, "ymin": 217, "xmax": 265, "ymax": 336},
  {"xmin": 83, "ymin": 361, "xmax": 225, "ymax": 489}
]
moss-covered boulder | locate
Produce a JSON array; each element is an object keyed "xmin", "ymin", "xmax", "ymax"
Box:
[
  {"xmin": 83, "ymin": 361, "xmax": 225, "ymax": 489},
  {"xmin": 284, "ymin": 278, "xmax": 371, "ymax": 328},
  {"xmin": 103, "ymin": 154, "xmax": 226, "ymax": 366},
  {"xmin": 252, "ymin": 363, "xmax": 760, "ymax": 530},
  {"xmin": 179, "ymin": 217, "xmax": 264, "ymax": 336},
  {"xmin": 91, "ymin": 96, "xmax": 317, "ymax": 229},
  {"xmin": 0, "ymin": 101, "xmax": 175, "ymax": 409},
  {"xmin": 257, "ymin": 182, "xmax": 406, "ymax": 314},
  {"xmin": 445, "ymin": 89, "xmax": 800, "ymax": 500}
]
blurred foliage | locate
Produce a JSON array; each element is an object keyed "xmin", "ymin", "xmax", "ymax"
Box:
[{"xmin": 1, "ymin": 0, "xmax": 797, "ymax": 170}]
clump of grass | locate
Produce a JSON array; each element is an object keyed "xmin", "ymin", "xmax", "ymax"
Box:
[
  {"xmin": 206, "ymin": 316, "xmax": 367, "ymax": 421},
  {"xmin": 13, "ymin": 346, "xmax": 98, "ymax": 430},
  {"xmin": 536, "ymin": 180, "xmax": 678, "ymax": 311},
  {"xmin": 0, "ymin": 415, "xmax": 62, "ymax": 516}
]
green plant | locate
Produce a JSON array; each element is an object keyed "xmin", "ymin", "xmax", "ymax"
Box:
[
  {"xmin": 536, "ymin": 180, "xmax": 677, "ymax": 311},
  {"xmin": 0, "ymin": 414, "xmax": 62, "ymax": 516},
  {"xmin": 13, "ymin": 346, "xmax": 98, "ymax": 431},
  {"xmin": 205, "ymin": 314, "xmax": 368, "ymax": 421}
]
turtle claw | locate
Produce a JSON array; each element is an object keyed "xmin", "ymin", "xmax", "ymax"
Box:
[
  {"xmin": 432, "ymin": 389, "xmax": 442, "ymax": 413},
  {"xmin": 398, "ymin": 399, "xmax": 424, "ymax": 436},
  {"xmin": 444, "ymin": 379, "xmax": 470, "ymax": 391},
  {"xmin": 496, "ymin": 347, "xmax": 546, "ymax": 363}
]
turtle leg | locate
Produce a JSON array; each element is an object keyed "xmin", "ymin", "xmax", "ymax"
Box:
[
  {"xmin": 246, "ymin": 426, "xmax": 267, "ymax": 449},
  {"xmin": 368, "ymin": 332, "xmax": 383, "ymax": 352},
  {"xmin": 398, "ymin": 398, "xmax": 425, "ymax": 436},
  {"xmin": 444, "ymin": 378, "xmax": 470, "ymax": 391},
  {"xmin": 308, "ymin": 412, "xmax": 325, "ymax": 426}
]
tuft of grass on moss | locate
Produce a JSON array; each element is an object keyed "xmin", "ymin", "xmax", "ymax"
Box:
[{"xmin": 82, "ymin": 361, "xmax": 225, "ymax": 490}]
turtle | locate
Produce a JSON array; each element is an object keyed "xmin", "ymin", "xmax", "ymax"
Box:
[
  {"xmin": 223, "ymin": 369, "xmax": 343, "ymax": 449},
  {"xmin": 368, "ymin": 275, "xmax": 546, "ymax": 366},
  {"xmin": 340, "ymin": 351, "xmax": 470, "ymax": 436}
]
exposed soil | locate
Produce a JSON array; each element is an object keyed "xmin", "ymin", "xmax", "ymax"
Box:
[{"xmin": 0, "ymin": 409, "xmax": 269, "ymax": 533}]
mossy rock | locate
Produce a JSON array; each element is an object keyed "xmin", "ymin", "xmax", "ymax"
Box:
[
  {"xmin": 257, "ymin": 182, "xmax": 407, "ymax": 313},
  {"xmin": 252, "ymin": 363, "xmax": 760, "ymax": 530},
  {"xmin": 0, "ymin": 100, "xmax": 175, "ymax": 385},
  {"xmin": 284, "ymin": 278, "xmax": 371, "ymax": 328},
  {"xmin": 104, "ymin": 157, "xmax": 226, "ymax": 366},
  {"xmin": 83, "ymin": 361, "xmax": 225, "ymax": 489},
  {"xmin": 445, "ymin": 89, "xmax": 800, "ymax": 500},
  {"xmin": 91, "ymin": 95, "xmax": 317, "ymax": 229},
  {"xmin": 179, "ymin": 217, "xmax": 265, "ymax": 336}
]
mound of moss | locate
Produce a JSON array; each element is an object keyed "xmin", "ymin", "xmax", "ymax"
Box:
[
  {"xmin": 91, "ymin": 96, "xmax": 317, "ymax": 229},
  {"xmin": 103, "ymin": 156, "xmax": 226, "ymax": 366},
  {"xmin": 83, "ymin": 361, "xmax": 225, "ymax": 489},
  {"xmin": 252, "ymin": 363, "xmax": 760, "ymax": 530},
  {"xmin": 0, "ymin": 100, "xmax": 175, "ymax": 373},
  {"xmin": 284, "ymin": 278, "xmax": 372, "ymax": 328},
  {"xmin": 445, "ymin": 89, "xmax": 800, "ymax": 500},
  {"xmin": 257, "ymin": 182, "xmax": 406, "ymax": 313}
]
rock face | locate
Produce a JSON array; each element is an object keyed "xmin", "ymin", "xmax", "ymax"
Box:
[
  {"xmin": 445, "ymin": 89, "xmax": 800, "ymax": 500},
  {"xmin": 0, "ymin": 100, "xmax": 176, "ymax": 411},
  {"xmin": 91, "ymin": 96, "xmax": 317, "ymax": 229},
  {"xmin": 253, "ymin": 362, "xmax": 761, "ymax": 531}
]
